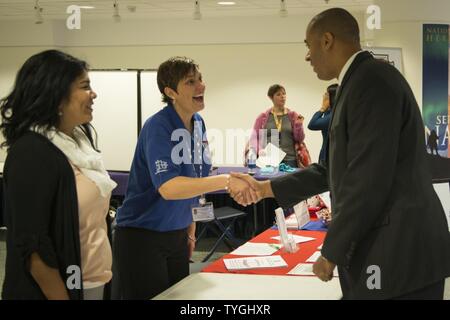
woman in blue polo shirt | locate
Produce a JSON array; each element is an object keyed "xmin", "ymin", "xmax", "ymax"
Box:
[{"xmin": 113, "ymin": 57, "xmax": 256, "ymax": 299}]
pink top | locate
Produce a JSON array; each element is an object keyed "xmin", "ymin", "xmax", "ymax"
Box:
[
  {"xmin": 249, "ymin": 107, "xmax": 305, "ymax": 153},
  {"xmin": 73, "ymin": 165, "xmax": 112, "ymax": 286},
  {"xmin": 244, "ymin": 107, "xmax": 312, "ymax": 168}
]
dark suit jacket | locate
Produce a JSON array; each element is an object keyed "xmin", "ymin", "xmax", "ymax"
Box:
[{"xmin": 272, "ymin": 51, "xmax": 450, "ymax": 299}]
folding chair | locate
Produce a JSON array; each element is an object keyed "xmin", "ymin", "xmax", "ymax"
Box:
[
  {"xmin": 108, "ymin": 171, "xmax": 129, "ymax": 208},
  {"xmin": 195, "ymin": 206, "xmax": 247, "ymax": 262}
]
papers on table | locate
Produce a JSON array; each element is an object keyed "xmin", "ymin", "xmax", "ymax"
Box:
[
  {"xmin": 287, "ymin": 263, "xmax": 339, "ymax": 277},
  {"xmin": 319, "ymin": 191, "xmax": 332, "ymax": 210},
  {"xmin": 306, "ymin": 251, "xmax": 321, "ymax": 263},
  {"xmin": 286, "ymin": 201, "xmax": 310, "ymax": 229},
  {"xmin": 255, "ymin": 143, "xmax": 286, "ymax": 168},
  {"xmin": 224, "ymin": 255, "xmax": 288, "ymax": 271},
  {"xmin": 285, "ymin": 214, "xmax": 300, "ymax": 230},
  {"xmin": 271, "ymin": 234, "xmax": 315, "ymax": 244},
  {"xmin": 293, "ymin": 201, "xmax": 310, "ymax": 228},
  {"xmin": 230, "ymin": 242, "xmax": 282, "ymax": 256},
  {"xmin": 317, "ymin": 244, "xmax": 323, "ymax": 250}
]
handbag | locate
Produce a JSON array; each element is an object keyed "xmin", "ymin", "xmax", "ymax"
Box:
[{"xmin": 295, "ymin": 141, "xmax": 312, "ymax": 169}]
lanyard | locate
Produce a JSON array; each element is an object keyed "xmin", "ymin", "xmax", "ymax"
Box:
[
  {"xmin": 272, "ymin": 109, "xmax": 283, "ymax": 132},
  {"xmin": 190, "ymin": 121, "xmax": 206, "ymax": 205}
]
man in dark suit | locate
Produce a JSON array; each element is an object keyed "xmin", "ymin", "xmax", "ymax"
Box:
[{"xmin": 232, "ymin": 8, "xmax": 450, "ymax": 299}]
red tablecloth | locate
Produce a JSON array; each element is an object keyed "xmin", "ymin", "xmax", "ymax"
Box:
[{"xmin": 202, "ymin": 229, "xmax": 326, "ymax": 276}]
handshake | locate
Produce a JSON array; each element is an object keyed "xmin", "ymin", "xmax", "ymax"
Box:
[{"xmin": 226, "ymin": 172, "xmax": 273, "ymax": 206}]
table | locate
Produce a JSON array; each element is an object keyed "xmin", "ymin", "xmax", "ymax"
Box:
[
  {"xmin": 154, "ymin": 225, "xmax": 343, "ymax": 300},
  {"xmin": 202, "ymin": 229, "xmax": 326, "ymax": 275},
  {"xmin": 153, "ymin": 272, "xmax": 342, "ymax": 300}
]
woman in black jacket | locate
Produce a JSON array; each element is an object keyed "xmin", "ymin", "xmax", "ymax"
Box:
[{"xmin": 0, "ymin": 50, "xmax": 116, "ymax": 300}]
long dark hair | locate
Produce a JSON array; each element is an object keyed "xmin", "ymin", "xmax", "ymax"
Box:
[
  {"xmin": 0, "ymin": 50, "xmax": 89, "ymax": 148},
  {"xmin": 327, "ymin": 84, "xmax": 339, "ymax": 109},
  {"xmin": 80, "ymin": 123, "xmax": 99, "ymax": 151}
]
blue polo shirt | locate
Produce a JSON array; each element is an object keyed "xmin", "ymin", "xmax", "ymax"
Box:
[{"xmin": 116, "ymin": 104, "xmax": 211, "ymax": 232}]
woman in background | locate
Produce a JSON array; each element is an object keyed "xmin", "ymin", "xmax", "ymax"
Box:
[
  {"xmin": 308, "ymin": 84, "xmax": 338, "ymax": 164},
  {"xmin": 248, "ymin": 84, "xmax": 310, "ymax": 168},
  {"xmin": 0, "ymin": 50, "xmax": 116, "ymax": 300}
]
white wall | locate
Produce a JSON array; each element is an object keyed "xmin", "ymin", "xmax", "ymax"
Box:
[
  {"xmin": 1, "ymin": 1, "xmax": 449, "ymax": 166},
  {"xmin": 0, "ymin": 46, "xmax": 56, "ymax": 162},
  {"xmin": 0, "ymin": 14, "xmax": 342, "ymax": 165},
  {"xmin": 65, "ymin": 42, "xmax": 333, "ymax": 165}
]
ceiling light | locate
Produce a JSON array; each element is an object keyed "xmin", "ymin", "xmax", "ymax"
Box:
[
  {"xmin": 193, "ymin": 0, "xmax": 202, "ymax": 20},
  {"xmin": 113, "ymin": 0, "xmax": 121, "ymax": 22},
  {"xmin": 279, "ymin": 0, "xmax": 288, "ymax": 18},
  {"xmin": 218, "ymin": 1, "xmax": 236, "ymax": 5},
  {"xmin": 34, "ymin": 0, "xmax": 43, "ymax": 24},
  {"xmin": 79, "ymin": 6, "xmax": 95, "ymax": 9}
]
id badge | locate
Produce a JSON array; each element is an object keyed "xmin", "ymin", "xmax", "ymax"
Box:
[{"xmin": 191, "ymin": 202, "xmax": 214, "ymax": 222}]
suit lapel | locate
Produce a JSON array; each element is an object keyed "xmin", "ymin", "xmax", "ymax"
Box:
[{"xmin": 324, "ymin": 51, "xmax": 374, "ymax": 165}]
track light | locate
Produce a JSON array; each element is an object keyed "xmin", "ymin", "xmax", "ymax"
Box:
[
  {"xmin": 279, "ymin": 0, "xmax": 288, "ymax": 18},
  {"xmin": 193, "ymin": 0, "xmax": 202, "ymax": 20},
  {"xmin": 34, "ymin": 0, "xmax": 43, "ymax": 24},
  {"xmin": 113, "ymin": 0, "xmax": 121, "ymax": 22}
]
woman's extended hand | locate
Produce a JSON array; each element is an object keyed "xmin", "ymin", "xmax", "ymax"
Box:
[{"xmin": 228, "ymin": 174, "xmax": 258, "ymax": 206}]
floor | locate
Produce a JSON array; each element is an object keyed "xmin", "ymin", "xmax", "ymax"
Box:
[{"xmin": 1, "ymin": 228, "xmax": 449, "ymax": 300}]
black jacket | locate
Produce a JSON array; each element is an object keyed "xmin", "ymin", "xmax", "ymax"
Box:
[
  {"xmin": 272, "ymin": 52, "xmax": 450, "ymax": 299},
  {"xmin": 2, "ymin": 132, "xmax": 83, "ymax": 300}
]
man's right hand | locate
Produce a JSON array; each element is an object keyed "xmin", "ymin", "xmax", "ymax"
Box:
[{"xmin": 229, "ymin": 172, "xmax": 273, "ymax": 206}]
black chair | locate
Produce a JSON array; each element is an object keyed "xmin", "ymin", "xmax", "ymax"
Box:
[{"xmin": 195, "ymin": 206, "xmax": 247, "ymax": 262}]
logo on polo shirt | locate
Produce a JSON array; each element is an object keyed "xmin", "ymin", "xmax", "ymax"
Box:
[{"xmin": 155, "ymin": 160, "xmax": 169, "ymax": 174}]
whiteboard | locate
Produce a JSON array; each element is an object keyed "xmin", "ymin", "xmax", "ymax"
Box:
[
  {"xmin": 89, "ymin": 71, "xmax": 138, "ymax": 171},
  {"xmin": 140, "ymin": 70, "xmax": 165, "ymax": 127},
  {"xmin": 363, "ymin": 46, "xmax": 404, "ymax": 74}
]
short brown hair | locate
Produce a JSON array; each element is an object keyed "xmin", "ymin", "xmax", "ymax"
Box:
[
  {"xmin": 157, "ymin": 56, "xmax": 199, "ymax": 103},
  {"xmin": 267, "ymin": 84, "xmax": 285, "ymax": 98}
]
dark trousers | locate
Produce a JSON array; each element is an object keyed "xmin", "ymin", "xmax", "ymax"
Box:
[
  {"xmin": 338, "ymin": 267, "xmax": 445, "ymax": 299},
  {"xmin": 113, "ymin": 226, "xmax": 189, "ymax": 300}
]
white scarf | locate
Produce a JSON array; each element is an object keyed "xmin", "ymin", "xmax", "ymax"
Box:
[{"xmin": 32, "ymin": 126, "xmax": 117, "ymax": 198}]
